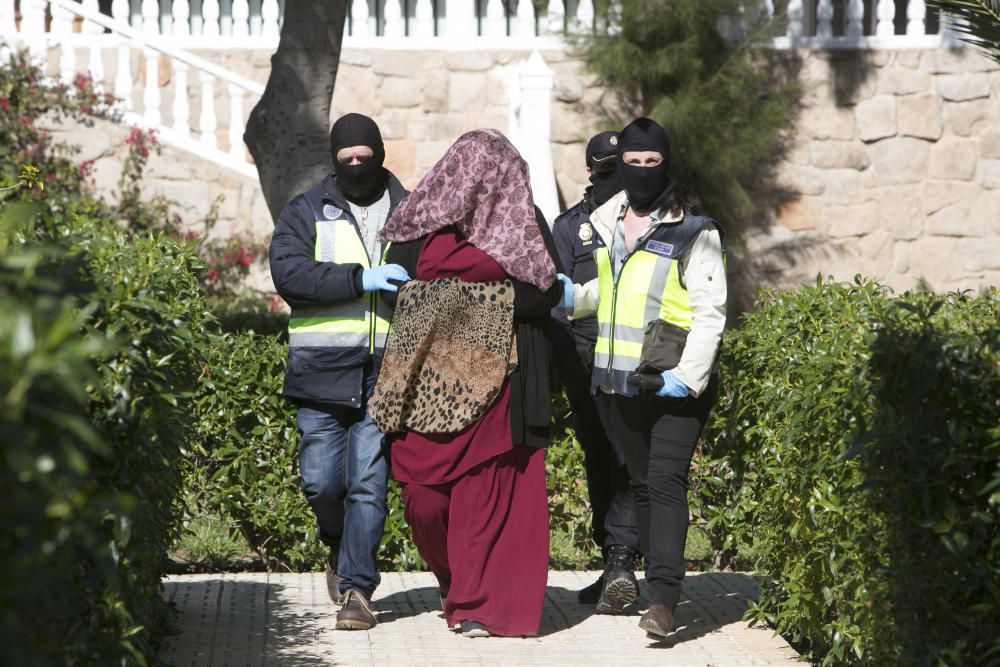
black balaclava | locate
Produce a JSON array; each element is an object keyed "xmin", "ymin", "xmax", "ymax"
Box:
[
  {"xmin": 330, "ymin": 113, "xmax": 387, "ymax": 206},
  {"xmin": 586, "ymin": 130, "xmax": 623, "ymax": 207},
  {"xmin": 617, "ymin": 117, "xmax": 671, "ymax": 213}
]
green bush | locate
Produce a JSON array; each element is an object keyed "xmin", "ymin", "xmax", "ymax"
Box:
[{"xmin": 698, "ymin": 278, "xmax": 999, "ymax": 665}]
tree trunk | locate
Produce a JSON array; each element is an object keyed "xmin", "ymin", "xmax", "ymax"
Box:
[{"xmin": 244, "ymin": 1, "xmax": 349, "ymax": 221}]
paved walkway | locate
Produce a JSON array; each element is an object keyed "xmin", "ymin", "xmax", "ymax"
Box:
[{"xmin": 160, "ymin": 571, "xmax": 800, "ymax": 666}]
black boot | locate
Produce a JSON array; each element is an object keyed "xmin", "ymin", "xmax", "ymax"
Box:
[{"xmin": 596, "ymin": 545, "xmax": 639, "ymax": 615}]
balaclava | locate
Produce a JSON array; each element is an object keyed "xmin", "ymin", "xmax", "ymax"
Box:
[
  {"xmin": 617, "ymin": 117, "xmax": 671, "ymax": 213},
  {"xmin": 586, "ymin": 130, "xmax": 624, "ymax": 208},
  {"xmin": 330, "ymin": 113, "xmax": 387, "ymax": 206}
]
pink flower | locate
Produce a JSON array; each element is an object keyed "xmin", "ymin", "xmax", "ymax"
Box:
[{"xmin": 0, "ymin": 97, "xmax": 10, "ymax": 113}]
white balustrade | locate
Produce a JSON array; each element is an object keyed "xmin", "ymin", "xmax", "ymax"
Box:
[
  {"xmin": 907, "ymin": 0, "xmax": 926, "ymax": 35},
  {"xmin": 544, "ymin": 0, "xmax": 564, "ymax": 36},
  {"xmin": 847, "ymin": 0, "xmax": 865, "ymax": 38},
  {"xmin": 414, "ymin": 0, "xmax": 435, "ymax": 38},
  {"xmin": 173, "ymin": 0, "xmax": 191, "ymax": 36},
  {"xmin": 22, "ymin": 0, "xmax": 47, "ymax": 63},
  {"xmin": 384, "ymin": 0, "xmax": 404, "ymax": 39},
  {"xmin": 573, "ymin": 0, "xmax": 594, "ymax": 34},
  {"xmin": 52, "ymin": 1, "xmax": 75, "ymax": 85},
  {"xmin": 876, "ymin": 0, "xmax": 896, "ymax": 36},
  {"xmin": 142, "ymin": 0, "xmax": 161, "ymax": 126},
  {"xmin": 232, "ymin": 0, "xmax": 250, "ymax": 37},
  {"xmin": 83, "ymin": 0, "xmax": 105, "ymax": 91},
  {"xmin": 203, "ymin": 0, "xmax": 221, "ymax": 37},
  {"xmin": 787, "ymin": 0, "xmax": 804, "ymax": 40},
  {"xmin": 0, "ymin": 1, "xmax": 16, "ymax": 39},
  {"xmin": 173, "ymin": 60, "xmax": 190, "ymax": 135},
  {"xmin": 515, "ymin": 0, "xmax": 535, "ymax": 38},
  {"xmin": 817, "ymin": 0, "xmax": 834, "ymax": 38},
  {"xmin": 350, "ymin": 0, "xmax": 370, "ymax": 37},
  {"xmin": 228, "ymin": 82, "xmax": 244, "ymax": 158},
  {"xmin": 485, "ymin": 0, "xmax": 506, "ymax": 38},
  {"xmin": 262, "ymin": 0, "xmax": 280, "ymax": 38},
  {"xmin": 112, "ymin": 0, "xmax": 133, "ymax": 110},
  {"xmin": 199, "ymin": 71, "xmax": 217, "ymax": 148}
]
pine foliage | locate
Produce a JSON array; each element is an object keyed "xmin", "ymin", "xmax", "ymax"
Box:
[
  {"xmin": 928, "ymin": 0, "xmax": 1000, "ymax": 63},
  {"xmin": 580, "ymin": 0, "xmax": 801, "ymax": 229}
]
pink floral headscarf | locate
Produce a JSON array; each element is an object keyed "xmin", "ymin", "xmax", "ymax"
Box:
[{"xmin": 380, "ymin": 129, "xmax": 556, "ymax": 290}]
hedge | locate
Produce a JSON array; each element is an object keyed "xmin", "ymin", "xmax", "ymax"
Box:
[
  {"xmin": 0, "ymin": 210, "xmax": 212, "ymax": 664},
  {"xmin": 698, "ymin": 278, "xmax": 999, "ymax": 665}
]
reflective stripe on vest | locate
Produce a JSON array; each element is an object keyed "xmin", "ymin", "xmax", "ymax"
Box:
[
  {"xmin": 288, "ymin": 217, "xmax": 391, "ymax": 351},
  {"xmin": 592, "ymin": 245, "xmax": 693, "ymax": 395}
]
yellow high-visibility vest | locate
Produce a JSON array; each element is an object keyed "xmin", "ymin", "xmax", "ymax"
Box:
[
  {"xmin": 287, "ymin": 216, "xmax": 391, "ymax": 354},
  {"xmin": 591, "ymin": 215, "xmax": 721, "ymax": 395}
]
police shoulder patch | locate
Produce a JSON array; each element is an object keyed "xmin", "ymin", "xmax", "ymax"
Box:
[
  {"xmin": 322, "ymin": 204, "xmax": 343, "ymax": 220},
  {"xmin": 645, "ymin": 240, "xmax": 675, "ymax": 257}
]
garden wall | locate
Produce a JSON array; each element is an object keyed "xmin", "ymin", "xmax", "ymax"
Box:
[{"xmin": 44, "ymin": 45, "xmax": 999, "ymax": 295}]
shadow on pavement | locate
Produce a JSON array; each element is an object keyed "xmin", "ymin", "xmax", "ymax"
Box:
[{"xmin": 645, "ymin": 571, "xmax": 760, "ymax": 650}]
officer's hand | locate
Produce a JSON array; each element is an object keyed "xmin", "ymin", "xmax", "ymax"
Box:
[
  {"xmin": 556, "ymin": 273, "xmax": 575, "ymax": 310},
  {"xmin": 362, "ymin": 264, "xmax": 410, "ymax": 292},
  {"xmin": 656, "ymin": 370, "xmax": 690, "ymax": 398}
]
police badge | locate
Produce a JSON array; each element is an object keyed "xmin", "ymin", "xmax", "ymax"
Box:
[{"xmin": 578, "ymin": 221, "xmax": 595, "ymax": 245}]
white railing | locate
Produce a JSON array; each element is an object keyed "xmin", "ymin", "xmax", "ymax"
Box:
[
  {"xmin": 7, "ymin": 0, "xmax": 265, "ymax": 177},
  {"xmin": 3, "ymin": 0, "xmax": 961, "ymax": 50}
]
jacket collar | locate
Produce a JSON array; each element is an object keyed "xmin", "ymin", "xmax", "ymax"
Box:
[{"xmin": 589, "ymin": 190, "xmax": 684, "ymax": 247}]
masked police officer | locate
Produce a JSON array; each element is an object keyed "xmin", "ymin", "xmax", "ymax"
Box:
[
  {"xmin": 551, "ymin": 131, "xmax": 642, "ymax": 614},
  {"xmin": 269, "ymin": 113, "xmax": 409, "ymax": 632}
]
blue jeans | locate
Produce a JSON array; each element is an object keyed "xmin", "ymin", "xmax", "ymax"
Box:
[{"xmin": 297, "ymin": 402, "xmax": 389, "ymax": 599}]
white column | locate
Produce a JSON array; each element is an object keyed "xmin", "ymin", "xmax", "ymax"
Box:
[
  {"xmin": 200, "ymin": 71, "xmax": 217, "ymax": 148},
  {"xmin": 174, "ymin": 0, "xmax": 192, "ymax": 36},
  {"xmin": 0, "ymin": 0, "xmax": 17, "ymax": 41},
  {"xmin": 760, "ymin": 0, "xmax": 774, "ymax": 22},
  {"xmin": 173, "ymin": 60, "xmax": 190, "ymax": 136},
  {"xmin": 485, "ymin": 0, "xmax": 505, "ymax": 37},
  {"xmin": 787, "ymin": 0, "xmax": 804, "ymax": 39},
  {"xmin": 52, "ymin": 2, "xmax": 76, "ymax": 86},
  {"xmin": 907, "ymin": 0, "xmax": 926, "ymax": 36},
  {"xmin": 816, "ymin": 0, "xmax": 833, "ymax": 38},
  {"xmin": 847, "ymin": 0, "xmax": 864, "ymax": 38},
  {"xmin": 512, "ymin": 51, "xmax": 558, "ymax": 224},
  {"xmin": 384, "ymin": 0, "xmax": 404, "ymax": 38},
  {"xmin": 876, "ymin": 0, "xmax": 895, "ymax": 36},
  {"xmin": 203, "ymin": 0, "xmax": 221, "ymax": 36},
  {"xmin": 414, "ymin": 0, "xmax": 434, "ymax": 37},
  {"xmin": 232, "ymin": 0, "xmax": 250, "ymax": 36},
  {"xmin": 573, "ymin": 0, "xmax": 594, "ymax": 33},
  {"xmin": 544, "ymin": 0, "xmax": 564, "ymax": 35},
  {"xmin": 350, "ymin": 0, "xmax": 369, "ymax": 37},
  {"xmin": 445, "ymin": 0, "xmax": 476, "ymax": 40},
  {"xmin": 112, "ymin": 0, "xmax": 133, "ymax": 110},
  {"xmin": 606, "ymin": 0, "xmax": 622, "ymax": 36},
  {"xmin": 515, "ymin": 0, "xmax": 535, "ymax": 38},
  {"xmin": 228, "ymin": 83, "xmax": 245, "ymax": 159},
  {"xmin": 262, "ymin": 0, "xmax": 280, "ymax": 38},
  {"xmin": 142, "ymin": 0, "xmax": 161, "ymax": 126}
]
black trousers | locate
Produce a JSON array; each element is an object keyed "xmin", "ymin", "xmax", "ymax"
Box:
[
  {"xmin": 567, "ymin": 387, "xmax": 640, "ymax": 554},
  {"xmin": 598, "ymin": 378, "xmax": 717, "ymax": 610}
]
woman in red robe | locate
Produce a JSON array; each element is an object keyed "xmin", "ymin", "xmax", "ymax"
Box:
[{"xmin": 378, "ymin": 130, "xmax": 563, "ymax": 637}]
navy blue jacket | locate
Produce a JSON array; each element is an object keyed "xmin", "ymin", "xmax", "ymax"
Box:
[
  {"xmin": 550, "ymin": 188, "xmax": 601, "ymax": 394},
  {"xmin": 269, "ymin": 171, "xmax": 408, "ymax": 408}
]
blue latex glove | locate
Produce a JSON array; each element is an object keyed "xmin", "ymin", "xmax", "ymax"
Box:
[
  {"xmin": 656, "ymin": 370, "xmax": 690, "ymax": 398},
  {"xmin": 556, "ymin": 273, "xmax": 575, "ymax": 310},
  {"xmin": 362, "ymin": 264, "xmax": 410, "ymax": 292}
]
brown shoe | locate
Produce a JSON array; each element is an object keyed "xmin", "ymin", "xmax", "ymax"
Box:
[
  {"xmin": 639, "ymin": 603, "xmax": 674, "ymax": 639},
  {"xmin": 325, "ymin": 556, "xmax": 346, "ymax": 606},
  {"xmin": 335, "ymin": 589, "xmax": 377, "ymax": 631}
]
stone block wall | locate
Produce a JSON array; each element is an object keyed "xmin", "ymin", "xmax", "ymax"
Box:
[
  {"xmin": 760, "ymin": 48, "xmax": 1000, "ymax": 293},
  {"xmin": 41, "ymin": 45, "xmax": 998, "ymax": 298}
]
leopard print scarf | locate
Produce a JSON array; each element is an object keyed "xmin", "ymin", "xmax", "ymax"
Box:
[{"xmin": 368, "ymin": 278, "xmax": 517, "ymax": 435}]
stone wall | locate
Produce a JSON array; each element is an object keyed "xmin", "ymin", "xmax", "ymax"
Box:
[{"xmin": 43, "ymin": 45, "xmax": 999, "ymax": 297}]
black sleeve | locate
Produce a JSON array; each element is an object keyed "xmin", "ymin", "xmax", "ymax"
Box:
[
  {"xmin": 378, "ymin": 237, "xmax": 423, "ymax": 309},
  {"xmin": 268, "ymin": 198, "xmax": 365, "ymax": 308},
  {"xmin": 551, "ymin": 210, "xmax": 577, "ymax": 281},
  {"xmin": 512, "ymin": 208, "xmax": 564, "ymax": 319}
]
